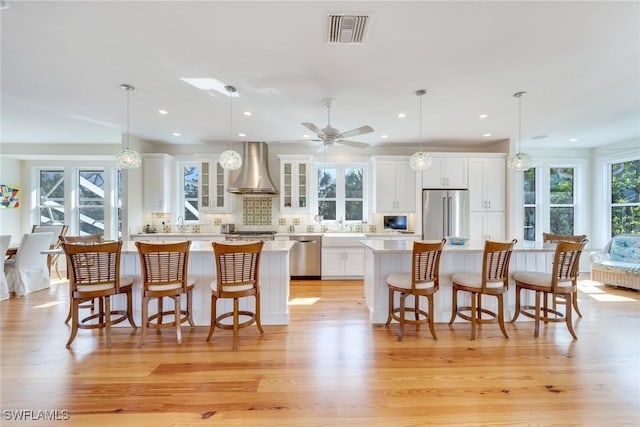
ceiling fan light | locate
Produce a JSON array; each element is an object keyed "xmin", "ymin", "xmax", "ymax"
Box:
[
  {"xmin": 410, "ymin": 151, "xmax": 432, "ymax": 171},
  {"xmin": 116, "ymin": 147, "xmax": 142, "ymax": 169},
  {"xmin": 219, "ymin": 149, "xmax": 242, "ymax": 171},
  {"xmin": 508, "ymin": 152, "xmax": 532, "ymax": 172}
]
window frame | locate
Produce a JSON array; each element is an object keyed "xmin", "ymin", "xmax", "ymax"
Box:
[
  {"xmin": 177, "ymin": 161, "xmax": 200, "ymax": 223},
  {"xmin": 31, "ymin": 163, "xmax": 121, "ymax": 240},
  {"xmin": 609, "ymin": 158, "xmax": 640, "ymax": 236},
  {"xmin": 313, "ymin": 161, "xmax": 368, "ymax": 224}
]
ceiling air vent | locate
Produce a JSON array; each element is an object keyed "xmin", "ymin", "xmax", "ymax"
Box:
[{"xmin": 328, "ymin": 14, "xmax": 369, "ymax": 44}]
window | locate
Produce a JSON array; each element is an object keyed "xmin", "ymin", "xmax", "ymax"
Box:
[
  {"xmin": 78, "ymin": 169, "xmax": 105, "ymax": 236},
  {"xmin": 549, "ymin": 167, "xmax": 575, "ymax": 235},
  {"xmin": 523, "ymin": 167, "xmax": 536, "ymax": 241},
  {"xmin": 611, "ymin": 159, "xmax": 640, "ymax": 236},
  {"xmin": 317, "ymin": 165, "xmax": 364, "ymax": 222},
  {"xmin": 181, "ymin": 164, "xmax": 199, "ymax": 221},
  {"xmin": 38, "ymin": 170, "xmax": 65, "ymax": 224}
]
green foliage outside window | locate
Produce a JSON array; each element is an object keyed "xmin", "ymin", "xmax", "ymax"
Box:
[
  {"xmin": 549, "ymin": 167, "xmax": 574, "ymax": 234},
  {"xmin": 611, "ymin": 159, "xmax": 640, "ymax": 236}
]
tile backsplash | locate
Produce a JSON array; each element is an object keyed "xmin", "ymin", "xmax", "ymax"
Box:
[{"xmin": 243, "ymin": 197, "xmax": 273, "ymax": 226}]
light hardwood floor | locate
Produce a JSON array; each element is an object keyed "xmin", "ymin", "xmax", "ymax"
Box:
[{"xmin": 1, "ymin": 278, "xmax": 639, "ymax": 426}]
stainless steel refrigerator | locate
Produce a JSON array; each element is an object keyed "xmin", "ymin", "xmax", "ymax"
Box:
[{"xmin": 422, "ymin": 189, "xmax": 470, "ymax": 240}]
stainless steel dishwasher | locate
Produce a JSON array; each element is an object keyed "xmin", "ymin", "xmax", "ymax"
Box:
[{"xmin": 289, "ymin": 235, "xmax": 321, "ymax": 279}]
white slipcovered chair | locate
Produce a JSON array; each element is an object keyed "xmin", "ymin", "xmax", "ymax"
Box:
[
  {"xmin": 4, "ymin": 232, "xmax": 53, "ymax": 296},
  {"xmin": 1, "ymin": 235, "xmax": 12, "ymax": 301}
]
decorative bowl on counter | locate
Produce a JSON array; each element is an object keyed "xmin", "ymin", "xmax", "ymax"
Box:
[{"xmin": 447, "ymin": 236, "xmax": 469, "ymax": 246}]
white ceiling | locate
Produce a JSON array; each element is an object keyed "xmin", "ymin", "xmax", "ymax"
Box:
[{"xmin": 1, "ymin": 1, "xmax": 639, "ymax": 151}]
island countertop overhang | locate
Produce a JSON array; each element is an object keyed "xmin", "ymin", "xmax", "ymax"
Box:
[{"xmin": 360, "ymin": 239, "xmax": 556, "ymax": 254}]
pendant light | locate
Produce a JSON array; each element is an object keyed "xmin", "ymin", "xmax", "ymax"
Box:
[
  {"xmin": 508, "ymin": 91, "xmax": 532, "ymax": 172},
  {"xmin": 218, "ymin": 85, "xmax": 242, "ymax": 171},
  {"xmin": 115, "ymin": 84, "xmax": 142, "ymax": 169},
  {"xmin": 409, "ymin": 89, "xmax": 432, "ymax": 171}
]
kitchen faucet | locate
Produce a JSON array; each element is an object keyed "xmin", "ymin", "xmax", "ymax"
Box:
[{"xmin": 177, "ymin": 215, "xmax": 186, "ymax": 232}]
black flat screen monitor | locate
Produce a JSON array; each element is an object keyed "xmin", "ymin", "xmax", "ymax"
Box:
[{"xmin": 383, "ymin": 215, "xmax": 408, "ymax": 231}]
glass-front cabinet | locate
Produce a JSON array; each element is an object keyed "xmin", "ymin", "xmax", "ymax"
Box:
[
  {"xmin": 278, "ymin": 155, "xmax": 312, "ymax": 213},
  {"xmin": 199, "ymin": 156, "xmax": 231, "ymax": 212}
]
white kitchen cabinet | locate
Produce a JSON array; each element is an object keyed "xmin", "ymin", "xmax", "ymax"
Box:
[
  {"xmin": 421, "ymin": 156, "xmax": 468, "ymax": 189},
  {"xmin": 321, "ymin": 247, "xmax": 365, "ymax": 278},
  {"xmin": 371, "ymin": 157, "xmax": 416, "ymax": 213},
  {"xmin": 278, "ymin": 155, "xmax": 312, "ymax": 213},
  {"xmin": 468, "ymin": 156, "xmax": 505, "ymax": 242},
  {"xmin": 468, "ymin": 157, "xmax": 505, "ymax": 211},
  {"xmin": 321, "ymin": 234, "xmax": 365, "ymax": 279},
  {"xmin": 199, "ymin": 157, "xmax": 232, "ymax": 212},
  {"xmin": 143, "ymin": 153, "xmax": 173, "ymax": 212},
  {"xmin": 470, "ymin": 210, "xmax": 505, "ymax": 242}
]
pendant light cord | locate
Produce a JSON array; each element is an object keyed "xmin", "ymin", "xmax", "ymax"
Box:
[
  {"xmin": 514, "ymin": 91, "xmax": 527, "ymax": 154},
  {"xmin": 225, "ymin": 85, "xmax": 236, "ymax": 151},
  {"xmin": 126, "ymin": 87, "xmax": 130, "ymax": 149}
]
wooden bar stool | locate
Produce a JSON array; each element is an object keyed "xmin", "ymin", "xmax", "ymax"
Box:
[
  {"xmin": 136, "ymin": 241, "xmax": 195, "ymax": 346},
  {"xmin": 512, "ymin": 239, "xmax": 587, "ymax": 339},
  {"xmin": 542, "ymin": 232, "xmax": 587, "ymax": 317},
  {"xmin": 208, "ymin": 241, "xmax": 264, "ymax": 351},
  {"xmin": 61, "ymin": 234, "xmax": 103, "ymax": 323},
  {"xmin": 62, "ymin": 241, "xmax": 135, "ymax": 348},
  {"xmin": 448, "ymin": 239, "xmax": 517, "ymax": 340},
  {"xmin": 385, "ymin": 239, "xmax": 446, "ymax": 341}
]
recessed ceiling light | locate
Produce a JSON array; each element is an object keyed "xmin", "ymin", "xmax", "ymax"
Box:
[
  {"xmin": 569, "ymin": 138, "xmax": 579, "ymax": 142},
  {"xmin": 303, "ymin": 134, "xmax": 310, "ymax": 138},
  {"xmin": 398, "ymin": 113, "xmax": 406, "ymax": 118},
  {"xmin": 479, "ymin": 114, "xmax": 488, "ymax": 119},
  {"xmin": 381, "ymin": 134, "xmax": 389, "ymax": 139},
  {"xmin": 238, "ymin": 133, "xmax": 246, "ymax": 137},
  {"xmin": 243, "ymin": 111, "xmax": 252, "ymax": 116},
  {"xmin": 158, "ymin": 109, "xmax": 168, "ymax": 115},
  {"xmin": 172, "ymin": 132, "xmax": 181, "ymax": 137},
  {"xmin": 482, "ymin": 133, "xmax": 492, "ymax": 137}
]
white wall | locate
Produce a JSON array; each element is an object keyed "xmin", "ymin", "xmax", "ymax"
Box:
[{"xmin": 0, "ymin": 156, "xmax": 24, "ymax": 244}]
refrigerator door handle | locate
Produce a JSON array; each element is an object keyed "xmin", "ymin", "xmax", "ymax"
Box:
[
  {"xmin": 448, "ymin": 196, "xmax": 453, "ymax": 237},
  {"xmin": 442, "ymin": 197, "xmax": 447, "ymax": 237}
]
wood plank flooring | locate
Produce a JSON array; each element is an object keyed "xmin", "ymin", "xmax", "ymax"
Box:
[{"xmin": 1, "ymin": 278, "xmax": 639, "ymax": 426}]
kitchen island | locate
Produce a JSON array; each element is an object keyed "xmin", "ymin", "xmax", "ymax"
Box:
[
  {"xmin": 361, "ymin": 239, "xmax": 558, "ymax": 324},
  {"xmin": 113, "ymin": 240, "xmax": 294, "ymax": 326}
]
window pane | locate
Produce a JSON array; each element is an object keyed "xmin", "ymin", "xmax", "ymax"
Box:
[
  {"xmin": 39, "ymin": 170, "xmax": 64, "ymax": 224},
  {"xmin": 550, "ymin": 207, "xmax": 574, "ymax": 235},
  {"xmin": 524, "ymin": 206, "xmax": 536, "ymax": 241},
  {"xmin": 611, "ymin": 206, "xmax": 640, "ymax": 235},
  {"xmin": 345, "ymin": 168, "xmax": 363, "ymax": 198},
  {"xmin": 318, "ymin": 168, "xmax": 336, "ymax": 198},
  {"xmin": 345, "ymin": 201, "xmax": 363, "ymax": 221},
  {"xmin": 318, "ymin": 201, "xmax": 336, "ymax": 220},
  {"xmin": 524, "ymin": 168, "xmax": 536, "ymax": 205},
  {"xmin": 611, "ymin": 160, "xmax": 639, "ymax": 204},
  {"xmin": 550, "ymin": 167, "xmax": 574, "ymax": 204},
  {"xmin": 79, "ymin": 170, "xmax": 104, "ymax": 236},
  {"xmin": 184, "ymin": 165, "xmax": 199, "ymax": 221}
]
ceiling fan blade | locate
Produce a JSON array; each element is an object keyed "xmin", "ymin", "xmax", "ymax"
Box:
[
  {"xmin": 337, "ymin": 125, "xmax": 374, "ymax": 139},
  {"xmin": 336, "ymin": 139, "xmax": 369, "ymax": 149},
  {"xmin": 301, "ymin": 122, "xmax": 326, "ymax": 138}
]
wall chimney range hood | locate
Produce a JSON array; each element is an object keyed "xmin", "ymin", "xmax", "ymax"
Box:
[{"xmin": 227, "ymin": 141, "xmax": 278, "ymax": 194}]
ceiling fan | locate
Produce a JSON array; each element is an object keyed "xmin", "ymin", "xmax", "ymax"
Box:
[{"xmin": 299, "ymin": 99, "xmax": 374, "ymax": 149}]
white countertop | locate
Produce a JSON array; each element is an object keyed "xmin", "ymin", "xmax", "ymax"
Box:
[
  {"xmin": 360, "ymin": 239, "xmax": 556, "ymax": 254},
  {"xmin": 121, "ymin": 240, "xmax": 295, "ymax": 253}
]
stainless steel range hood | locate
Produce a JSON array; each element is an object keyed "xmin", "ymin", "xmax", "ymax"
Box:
[{"xmin": 227, "ymin": 141, "xmax": 278, "ymax": 194}]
